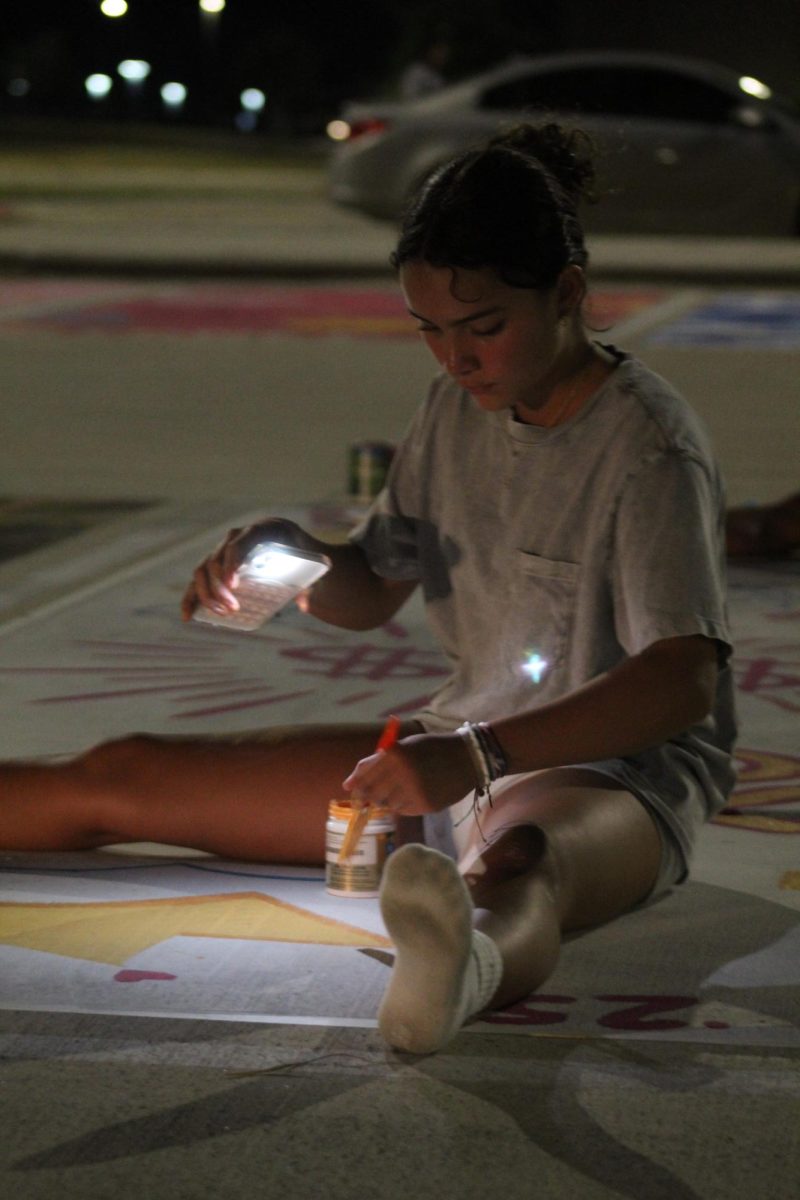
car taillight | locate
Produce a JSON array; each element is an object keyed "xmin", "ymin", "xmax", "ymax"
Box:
[{"xmin": 347, "ymin": 118, "xmax": 389, "ymax": 140}]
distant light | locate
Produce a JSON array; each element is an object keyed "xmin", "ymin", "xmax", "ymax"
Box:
[
  {"xmin": 521, "ymin": 652, "xmax": 548, "ymax": 684},
  {"xmin": 326, "ymin": 119, "xmax": 351, "ymax": 142},
  {"xmin": 100, "ymin": 0, "xmax": 128, "ymax": 17},
  {"xmin": 7, "ymin": 78, "xmax": 30, "ymax": 98},
  {"xmin": 118, "ymin": 60, "xmax": 151, "ymax": 82},
  {"xmin": 199, "ymin": 0, "xmax": 226, "ymax": 12},
  {"xmin": 240, "ymin": 88, "xmax": 266, "ymax": 113},
  {"xmin": 161, "ymin": 81, "xmax": 187, "ymax": 108},
  {"xmin": 85, "ymin": 73, "xmax": 114, "ymax": 99},
  {"xmin": 739, "ymin": 75, "xmax": 772, "ymax": 100}
]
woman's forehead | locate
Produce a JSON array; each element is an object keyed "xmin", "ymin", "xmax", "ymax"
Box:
[{"xmin": 400, "ymin": 261, "xmax": 511, "ymax": 311}]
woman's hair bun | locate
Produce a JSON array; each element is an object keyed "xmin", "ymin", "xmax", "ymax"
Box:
[
  {"xmin": 487, "ymin": 122, "xmax": 596, "ymax": 205},
  {"xmin": 392, "ymin": 119, "xmax": 595, "ymax": 286}
]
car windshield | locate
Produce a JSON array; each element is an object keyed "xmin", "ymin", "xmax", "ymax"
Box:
[{"xmin": 483, "ymin": 65, "xmax": 742, "ymax": 123}]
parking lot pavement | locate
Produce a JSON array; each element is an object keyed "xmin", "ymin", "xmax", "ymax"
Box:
[
  {"xmin": 2, "ymin": 192, "xmax": 799, "ymax": 281},
  {"xmin": 1, "ymin": 137, "xmax": 799, "ymax": 281}
]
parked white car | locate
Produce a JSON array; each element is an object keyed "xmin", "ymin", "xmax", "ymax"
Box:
[{"xmin": 328, "ymin": 51, "xmax": 800, "ymax": 235}]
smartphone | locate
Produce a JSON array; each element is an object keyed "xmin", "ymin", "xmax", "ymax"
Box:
[{"xmin": 192, "ymin": 542, "xmax": 332, "ymax": 632}]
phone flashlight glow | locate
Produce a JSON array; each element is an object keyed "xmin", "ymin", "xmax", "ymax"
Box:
[{"xmin": 246, "ymin": 544, "xmax": 304, "ymax": 581}]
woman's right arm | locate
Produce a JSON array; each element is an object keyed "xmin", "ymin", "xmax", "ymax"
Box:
[{"xmin": 180, "ymin": 517, "xmax": 417, "ymax": 631}]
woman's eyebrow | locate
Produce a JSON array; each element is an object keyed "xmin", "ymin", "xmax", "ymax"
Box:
[{"xmin": 407, "ymin": 305, "xmax": 504, "ymax": 327}]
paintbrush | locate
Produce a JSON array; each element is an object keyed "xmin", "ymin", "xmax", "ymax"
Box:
[{"xmin": 337, "ymin": 714, "xmax": 401, "ymax": 863}]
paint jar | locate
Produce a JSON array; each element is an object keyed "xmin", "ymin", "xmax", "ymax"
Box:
[
  {"xmin": 325, "ymin": 800, "xmax": 395, "ymax": 897},
  {"xmin": 347, "ymin": 441, "xmax": 395, "ymax": 504}
]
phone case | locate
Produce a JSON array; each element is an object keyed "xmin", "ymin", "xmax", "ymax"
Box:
[{"xmin": 192, "ymin": 542, "xmax": 331, "ymax": 632}]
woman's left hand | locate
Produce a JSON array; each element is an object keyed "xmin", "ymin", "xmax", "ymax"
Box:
[{"xmin": 342, "ymin": 732, "xmax": 478, "ymax": 816}]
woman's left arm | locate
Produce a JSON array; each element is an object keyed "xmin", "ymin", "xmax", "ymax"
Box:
[
  {"xmin": 343, "ymin": 634, "xmax": 719, "ymax": 816},
  {"xmin": 490, "ymin": 633, "xmax": 719, "ymax": 773}
]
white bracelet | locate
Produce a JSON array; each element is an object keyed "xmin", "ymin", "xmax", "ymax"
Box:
[{"xmin": 456, "ymin": 722, "xmax": 491, "ymax": 789}]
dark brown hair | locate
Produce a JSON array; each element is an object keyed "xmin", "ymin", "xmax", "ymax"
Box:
[{"xmin": 390, "ymin": 123, "xmax": 596, "ymax": 289}]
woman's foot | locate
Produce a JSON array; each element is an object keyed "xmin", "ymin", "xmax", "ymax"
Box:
[{"xmin": 378, "ymin": 844, "xmax": 502, "ymax": 1054}]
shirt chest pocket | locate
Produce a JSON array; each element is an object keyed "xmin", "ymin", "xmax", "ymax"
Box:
[{"xmin": 508, "ymin": 552, "xmax": 581, "ymax": 675}]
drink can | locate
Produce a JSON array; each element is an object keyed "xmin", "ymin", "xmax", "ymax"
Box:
[
  {"xmin": 347, "ymin": 441, "xmax": 395, "ymax": 503},
  {"xmin": 325, "ymin": 800, "xmax": 395, "ymax": 897}
]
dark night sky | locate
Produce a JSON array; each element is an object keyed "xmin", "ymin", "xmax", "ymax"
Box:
[{"xmin": 2, "ymin": 1, "xmax": 798, "ymax": 130}]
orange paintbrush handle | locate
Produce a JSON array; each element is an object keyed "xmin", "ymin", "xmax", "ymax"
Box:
[
  {"xmin": 375, "ymin": 713, "xmax": 401, "ymax": 752},
  {"xmin": 338, "ymin": 715, "xmax": 401, "ymax": 864}
]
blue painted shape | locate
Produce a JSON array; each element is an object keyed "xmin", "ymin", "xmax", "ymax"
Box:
[{"xmin": 648, "ymin": 292, "xmax": 800, "ymax": 348}]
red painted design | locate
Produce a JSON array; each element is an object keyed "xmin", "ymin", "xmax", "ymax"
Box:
[
  {"xmin": 485, "ymin": 994, "xmax": 707, "ymax": 1032},
  {"xmin": 735, "ymin": 656, "xmax": 800, "ymax": 713},
  {"xmin": 171, "ymin": 689, "xmax": 315, "ymax": 719},
  {"xmin": 114, "ymin": 970, "xmax": 176, "ymax": 983},
  {"xmin": 381, "ymin": 621, "xmax": 410, "ymax": 640},
  {"xmin": 595, "ymin": 995, "xmax": 697, "ymax": 1031},
  {"xmin": 4, "ymin": 283, "xmax": 666, "ymax": 339},
  {"xmin": 279, "ymin": 644, "xmax": 449, "ymax": 681},
  {"xmin": 484, "ymin": 994, "xmax": 575, "ymax": 1025}
]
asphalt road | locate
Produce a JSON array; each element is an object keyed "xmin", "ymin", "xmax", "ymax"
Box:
[{"xmin": 1, "ymin": 133, "xmax": 799, "ymax": 281}]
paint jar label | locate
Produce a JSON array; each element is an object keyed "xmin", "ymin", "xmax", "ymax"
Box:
[{"xmin": 325, "ymin": 802, "xmax": 394, "ymax": 897}]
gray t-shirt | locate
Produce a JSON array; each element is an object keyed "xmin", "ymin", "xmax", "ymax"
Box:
[{"xmin": 351, "ymin": 351, "xmax": 737, "ymax": 862}]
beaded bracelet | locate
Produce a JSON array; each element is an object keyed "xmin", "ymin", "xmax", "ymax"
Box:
[
  {"xmin": 456, "ymin": 722, "xmax": 489, "ymax": 788},
  {"xmin": 476, "ymin": 722, "xmax": 510, "ymax": 782},
  {"xmin": 456, "ymin": 721, "xmax": 510, "ymax": 837}
]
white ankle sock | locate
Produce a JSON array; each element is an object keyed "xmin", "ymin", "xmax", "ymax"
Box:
[
  {"xmin": 378, "ymin": 844, "xmax": 504, "ymax": 1054},
  {"xmin": 460, "ymin": 928, "xmax": 505, "ymax": 1025}
]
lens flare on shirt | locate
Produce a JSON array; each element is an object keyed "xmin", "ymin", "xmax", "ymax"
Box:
[{"xmin": 521, "ymin": 652, "xmax": 548, "ymax": 683}]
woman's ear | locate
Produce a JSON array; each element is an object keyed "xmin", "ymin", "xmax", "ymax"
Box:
[{"xmin": 556, "ymin": 265, "xmax": 586, "ymax": 319}]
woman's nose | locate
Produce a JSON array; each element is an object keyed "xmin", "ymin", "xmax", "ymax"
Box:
[{"xmin": 445, "ymin": 336, "xmax": 478, "ymax": 376}]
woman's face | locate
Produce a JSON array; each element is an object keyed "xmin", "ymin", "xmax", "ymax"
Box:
[{"xmin": 400, "ymin": 260, "xmax": 583, "ymax": 423}]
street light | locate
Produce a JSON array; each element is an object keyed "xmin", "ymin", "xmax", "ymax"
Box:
[
  {"xmin": 100, "ymin": 0, "xmax": 128, "ymax": 17},
  {"xmin": 240, "ymin": 88, "xmax": 265, "ymax": 113},
  {"xmin": 118, "ymin": 60, "xmax": 151, "ymax": 83},
  {"xmin": 236, "ymin": 88, "xmax": 266, "ymax": 132},
  {"xmin": 160, "ymin": 81, "xmax": 188, "ymax": 114},
  {"xmin": 85, "ymin": 73, "xmax": 114, "ymax": 100},
  {"xmin": 199, "ymin": 0, "xmax": 225, "ymax": 52},
  {"xmin": 117, "ymin": 60, "xmax": 150, "ymax": 118}
]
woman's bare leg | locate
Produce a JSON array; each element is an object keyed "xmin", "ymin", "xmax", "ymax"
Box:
[
  {"xmin": 378, "ymin": 768, "xmax": 663, "ymax": 1052},
  {"xmin": 0, "ymin": 723, "xmax": 404, "ymax": 862},
  {"xmin": 464, "ymin": 769, "xmax": 663, "ymax": 1004}
]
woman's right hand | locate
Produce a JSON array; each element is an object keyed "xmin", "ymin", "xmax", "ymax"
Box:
[{"xmin": 180, "ymin": 518, "xmax": 320, "ymax": 621}]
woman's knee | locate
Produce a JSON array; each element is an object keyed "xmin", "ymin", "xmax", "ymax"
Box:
[{"xmin": 462, "ymin": 822, "xmax": 565, "ymax": 901}]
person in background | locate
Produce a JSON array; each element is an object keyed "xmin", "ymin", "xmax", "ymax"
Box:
[{"xmin": 399, "ymin": 40, "xmax": 451, "ymax": 101}]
